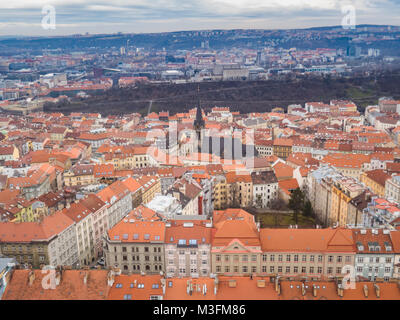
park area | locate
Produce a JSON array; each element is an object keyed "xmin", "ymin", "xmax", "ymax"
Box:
[{"xmin": 255, "ymin": 210, "xmax": 316, "ymax": 228}]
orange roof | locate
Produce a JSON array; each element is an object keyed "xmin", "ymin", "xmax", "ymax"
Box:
[
  {"xmin": 108, "ymin": 218, "xmax": 165, "ymax": 243},
  {"xmin": 273, "ymin": 162, "xmax": 294, "ymax": 180},
  {"xmin": 216, "ymin": 276, "xmax": 279, "ymax": 300},
  {"xmin": 278, "ymin": 178, "xmax": 299, "ymax": 195},
  {"xmin": 108, "ymin": 274, "xmax": 163, "ymax": 300},
  {"xmin": 260, "ymin": 228, "xmax": 355, "ymax": 253},
  {"xmin": 0, "ymin": 211, "xmax": 74, "ymax": 243},
  {"xmin": 165, "ymin": 220, "xmax": 213, "ymax": 244},
  {"xmin": 2, "ymin": 270, "xmax": 109, "ymax": 300},
  {"xmin": 164, "ymin": 278, "xmax": 217, "ymax": 300},
  {"xmin": 279, "ymin": 280, "xmax": 400, "ymax": 300}
]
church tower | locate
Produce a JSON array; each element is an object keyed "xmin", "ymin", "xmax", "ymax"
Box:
[{"xmin": 193, "ymin": 87, "xmax": 205, "ymax": 153}]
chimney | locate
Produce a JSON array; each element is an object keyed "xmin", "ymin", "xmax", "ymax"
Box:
[
  {"xmin": 107, "ymin": 270, "xmax": 115, "ymax": 287},
  {"xmin": 160, "ymin": 278, "xmax": 166, "ymax": 295},
  {"xmin": 83, "ymin": 271, "xmax": 89, "ymax": 285},
  {"xmin": 363, "ymin": 285, "xmax": 369, "ymax": 298},
  {"xmin": 214, "ymin": 275, "xmax": 219, "ymax": 295},
  {"xmin": 374, "ymin": 284, "xmax": 380, "ymax": 298},
  {"xmin": 55, "ymin": 270, "xmax": 62, "ymax": 286},
  {"xmin": 28, "ymin": 270, "xmax": 35, "ymax": 286},
  {"xmin": 337, "ymin": 283, "xmax": 344, "ymax": 297},
  {"xmin": 275, "ymin": 277, "xmax": 281, "ymax": 295},
  {"xmin": 312, "ymin": 284, "xmax": 317, "ymax": 297}
]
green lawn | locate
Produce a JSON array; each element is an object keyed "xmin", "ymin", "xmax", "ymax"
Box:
[{"xmin": 257, "ymin": 212, "xmax": 315, "ymax": 228}]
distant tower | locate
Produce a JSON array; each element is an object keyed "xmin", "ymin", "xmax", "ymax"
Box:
[
  {"xmin": 256, "ymin": 51, "xmax": 262, "ymax": 66},
  {"xmin": 194, "ymin": 86, "xmax": 205, "ymax": 153}
]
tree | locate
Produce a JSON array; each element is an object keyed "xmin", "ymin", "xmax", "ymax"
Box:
[
  {"xmin": 270, "ymin": 198, "xmax": 286, "ymax": 211},
  {"xmin": 303, "ymin": 200, "xmax": 314, "ymax": 218},
  {"xmin": 288, "ymin": 188, "xmax": 305, "ymax": 225}
]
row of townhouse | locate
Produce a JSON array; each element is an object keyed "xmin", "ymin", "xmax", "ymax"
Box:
[
  {"xmin": 104, "ymin": 208, "xmax": 400, "ymax": 282},
  {"xmin": 63, "ymin": 163, "xmax": 115, "ymax": 187},
  {"xmin": 0, "ymin": 177, "xmax": 144, "ymax": 268}
]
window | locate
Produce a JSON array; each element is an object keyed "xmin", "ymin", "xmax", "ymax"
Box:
[
  {"xmin": 293, "ymin": 267, "xmax": 298, "ymax": 273},
  {"xmin": 216, "ymin": 255, "xmax": 221, "ymax": 262},
  {"xmin": 337, "ymin": 256, "xmax": 342, "ymax": 263},
  {"xmin": 294, "ymin": 255, "xmax": 299, "ymax": 262},
  {"xmin": 286, "ymin": 255, "xmax": 291, "ymax": 262},
  {"xmin": 270, "ymin": 254, "xmax": 275, "ymax": 262},
  {"xmin": 317, "ymin": 267, "xmax": 322, "ymax": 274},
  {"xmin": 123, "ymin": 294, "xmax": 132, "ymax": 300},
  {"xmin": 345, "ymin": 256, "xmax": 351, "ymax": 263},
  {"xmin": 327, "ymin": 267, "xmax": 333, "ymax": 274},
  {"xmin": 262, "ymin": 266, "xmax": 267, "ymax": 273},
  {"xmin": 336, "ymin": 267, "xmax": 341, "ymax": 274},
  {"xmin": 225, "ymin": 266, "xmax": 230, "ymax": 273},
  {"xmin": 386, "ymin": 257, "xmax": 392, "ymax": 264},
  {"xmin": 328, "ymin": 256, "xmax": 333, "ymax": 263},
  {"xmin": 310, "ymin": 255, "xmax": 314, "ymax": 262},
  {"xmin": 285, "ymin": 266, "xmax": 290, "ymax": 274},
  {"xmin": 251, "ymin": 255, "xmax": 257, "ymax": 262},
  {"xmin": 242, "ymin": 266, "xmax": 248, "ymax": 273},
  {"xmin": 318, "ymin": 255, "xmax": 323, "ymax": 262},
  {"xmin": 278, "ymin": 255, "xmax": 283, "ymax": 262},
  {"xmin": 262, "ymin": 254, "xmax": 267, "ymax": 262},
  {"xmin": 216, "ymin": 266, "xmax": 221, "ymax": 273},
  {"xmin": 278, "ymin": 266, "xmax": 282, "ymax": 273},
  {"xmin": 310, "ymin": 267, "xmax": 314, "ymax": 274},
  {"xmin": 270, "ymin": 266, "xmax": 275, "ymax": 273},
  {"xmin": 242, "ymin": 255, "xmax": 248, "ymax": 262}
]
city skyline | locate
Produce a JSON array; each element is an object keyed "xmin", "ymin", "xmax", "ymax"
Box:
[{"xmin": 0, "ymin": 0, "xmax": 399, "ymax": 36}]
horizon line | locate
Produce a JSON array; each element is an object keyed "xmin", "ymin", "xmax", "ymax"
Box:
[{"xmin": 1, "ymin": 23, "xmax": 399, "ymax": 40}]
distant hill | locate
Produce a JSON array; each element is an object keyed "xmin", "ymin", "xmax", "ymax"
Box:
[{"xmin": 1, "ymin": 25, "xmax": 399, "ymax": 54}]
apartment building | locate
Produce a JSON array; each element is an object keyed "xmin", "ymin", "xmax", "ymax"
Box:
[
  {"xmin": 0, "ymin": 211, "xmax": 78, "ymax": 268},
  {"xmin": 63, "ymin": 164, "xmax": 95, "ymax": 187},
  {"xmin": 211, "ymin": 209, "xmax": 262, "ymax": 276},
  {"xmin": 121, "ymin": 177, "xmax": 143, "ymax": 209},
  {"xmin": 251, "ymin": 170, "xmax": 278, "ymax": 208},
  {"xmin": 137, "ymin": 176, "xmax": 161, "ymax": 205},
  {"xmin": 353, "ymin": 229, "xmax": 395, "ymax": 282},
  {"xmin": 273, "ymin": 138, "xmax": 293, "ymax": 160},
  {"xmin": 164, "ymin": 220, "xmax": 213, "ymax": 278},
  {"xmin": 259, "ymin": 228, "xmax": 355, "ymax": 279},
  {"xmin": 330, "ymin": 177, "xmax": 366, "ymax": 226},
  {"xmin": 97, "ymin": 180, "xmax": 133, "ymax": 229},
  {"xmin": 385, "ymin": 175, "xmax": 400, "ymax": 203},
  {"xmin": 104, "ymin": 209, "xmax": 165, "ymax": 275},
  {"xmin": 226, "ymin": 172, "xmax": 253, "ymax": 208},
  {"xmin": 360, "ymin": 169, "xmax": 391, "ymax": 198}
]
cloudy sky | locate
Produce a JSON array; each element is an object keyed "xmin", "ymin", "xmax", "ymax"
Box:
[{"xmin": 0, "ymin": 0, "xmax": 399, "ymax": 36}]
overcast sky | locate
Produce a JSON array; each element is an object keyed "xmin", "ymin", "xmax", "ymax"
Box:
[{"xmin": 0, "ymin": 0, "xmax": 399, "ymax": 36}]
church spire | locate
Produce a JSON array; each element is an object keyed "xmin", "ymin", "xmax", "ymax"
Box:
[{"xmin": 194, "ymin": 85, "xmax": 205, "ymax": 130}]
